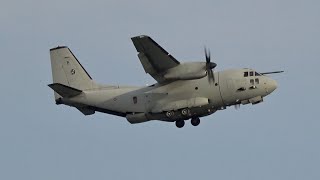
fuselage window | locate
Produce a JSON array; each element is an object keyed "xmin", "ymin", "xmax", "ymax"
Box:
[
  {"xmin": 133, "ymin": 96, "xmax": 137, "ymax": 104},
  {"xmin": 244, "ymin": 72, "xmax": 248, "ymax": 77},
  {"xmin": 255, "ymin": 78, "xmax": 259, "ymax": 84},
  {"xmin": 250, "ymin": 71, "xmax": 254, "ymax": 76},
  {"xmin": 250, "ymin": 79, "xmax": 254, "ymax": 85}
]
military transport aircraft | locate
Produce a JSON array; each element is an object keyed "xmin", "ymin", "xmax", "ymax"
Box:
[{"xmin": 48, "ymin": 35, "xmax": 282, "ymax": 128}]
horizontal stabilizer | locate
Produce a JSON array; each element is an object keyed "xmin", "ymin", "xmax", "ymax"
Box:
[
  {"xmin": 76, "ymin": 106, "xmax": 95, "ymax": 115},
  {"xmin": 48, "ymin": 83, "xmax": 82, "ymax": 98}
]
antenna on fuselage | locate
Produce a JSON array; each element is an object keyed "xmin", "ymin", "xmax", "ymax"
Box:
[{"xmin": 261, "ymin": 71, "xmax": 284, "ymax": 75}]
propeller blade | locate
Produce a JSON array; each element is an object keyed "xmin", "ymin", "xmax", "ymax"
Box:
[
  {"xmin": 235, "ymin": 104, "xmax": 240, "ymax": 110},
  {"xmin": 207, "ymin": 69, "xmax": 214, "ymax": 84},
  {"xmin": 204, "ymin": 47, "xmax": 216, "ymax": 84},
  {"xmin": 205, "ymin": 47, "xmax": 211, "ymax": 63}
]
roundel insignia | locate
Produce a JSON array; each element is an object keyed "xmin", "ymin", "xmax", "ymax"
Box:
[{"xmin": 71, "ymin": 69, "xmax": 75, "ymax": 75}]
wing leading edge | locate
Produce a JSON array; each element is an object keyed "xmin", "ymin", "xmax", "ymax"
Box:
[{"xmin": 131, "ymin": 35, "xmax": 180, "ymax": 83}]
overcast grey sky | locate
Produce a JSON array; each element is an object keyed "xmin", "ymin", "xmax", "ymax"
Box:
[{"xmin": 1, "ymin": 0, "xmax": 319, "ymax": 179}]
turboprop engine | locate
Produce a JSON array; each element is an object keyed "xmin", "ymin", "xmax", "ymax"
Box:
[
  {"xmin": 164, "ymin": 62, "xmax": 207, "ymax": 80},
  {"xmin": 164, "ymin": 48, "xmax": 217, "ymax": 81},
  {"xmin": 163, "ymin": 61, "xmax": 216, "ymax": 80}
]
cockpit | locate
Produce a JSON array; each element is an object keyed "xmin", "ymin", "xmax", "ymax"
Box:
[
  {"xmin": 242, "ymin": 70, "xmax": 264, "ymax": 87},
  {"xmin": 243, "ymin": 70, "xmax": 262, "ymax": 77},
  {"xmin": 240, "ymin": 69, "xmax": 277, "ymax": 94}
]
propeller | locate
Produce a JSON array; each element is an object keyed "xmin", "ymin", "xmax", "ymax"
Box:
[{"xmin": 204, "ymin": 47, "xmax": 217, "ymax": 84}]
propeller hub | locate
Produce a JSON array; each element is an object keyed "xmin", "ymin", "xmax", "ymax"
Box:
[{"xmin": 208, "ymin": 62, "xmax": 217, "ymax": 69}]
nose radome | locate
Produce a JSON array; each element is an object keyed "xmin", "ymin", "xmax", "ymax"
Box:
[{"xmin": 269, "ymin": 79, "xmax": 278, "ymax": 93}]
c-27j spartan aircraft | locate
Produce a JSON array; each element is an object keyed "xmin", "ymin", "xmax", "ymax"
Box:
[{"xmin": 48, "ymin": 35, "xmax": 282, "ymax": 128}]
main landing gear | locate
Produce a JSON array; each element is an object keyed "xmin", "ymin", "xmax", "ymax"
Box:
[
  {"xmin": 175, "ymin": 120, "xmax": 185, "ymax": 128},
  {"xmin": 175, "ymin": 117, "xmax": 201, "ymax": 128},
  {"xmin": 165, "ymin": 109, "xmax": 201, "ymax": 128},
  {"xmin": 191, "ymin": 117, "xmax": 200, "ymax": 126}
]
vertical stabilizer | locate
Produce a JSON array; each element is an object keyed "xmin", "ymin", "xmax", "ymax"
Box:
[{"xmin": 49, "ymin": 46, "xmax": 97, "ymax": 99}]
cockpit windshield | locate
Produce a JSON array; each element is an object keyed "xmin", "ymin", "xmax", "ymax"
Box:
[{"xmin": 244, "ymin": 70, "xmax": 263, "ymax": 77}]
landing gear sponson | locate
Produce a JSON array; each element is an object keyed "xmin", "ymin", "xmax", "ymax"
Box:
[{"xmin": 166, "ymin": 108, "xmax": 201, "ymax": 128}]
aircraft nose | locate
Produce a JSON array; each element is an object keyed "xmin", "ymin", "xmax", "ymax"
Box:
[{"xmin": 268, "ymin": 79, "xmax": 278, "ymax": 93}]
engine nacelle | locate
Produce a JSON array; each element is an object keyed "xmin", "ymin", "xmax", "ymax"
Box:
[{"xmin": 164, "ymin": 62, "xmax": 207, "ymax": 80}]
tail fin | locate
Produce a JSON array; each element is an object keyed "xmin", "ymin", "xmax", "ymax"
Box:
[{"xmin": 49, "ymin": 46, "xmax": 97, "ymax": 99}]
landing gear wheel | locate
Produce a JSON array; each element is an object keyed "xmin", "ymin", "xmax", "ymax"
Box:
[
  {"xmin": 166, "ymin": 111, "xmax": 174, "ymax": 118},
  {"xmin": 175, "ymin": 120, "xmax": 185, "ymax": 128},
  {"xmin": 181, "ymin": 108, "xmax": 190, "ymax": 116},
  {"xmin": 191, "ymin": 117, "xmax": 200, "ymax": 126}
]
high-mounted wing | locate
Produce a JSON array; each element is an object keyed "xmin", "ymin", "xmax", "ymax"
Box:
[{"xmin": 131, "ymin": 35, "xmax": 180, "ymax": 83}]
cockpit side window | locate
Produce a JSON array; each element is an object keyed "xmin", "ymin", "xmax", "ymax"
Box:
[
  {"xmin": 255, "ymin": 72, "xmax": 261, "ymax": 76},
  {"xmin": 244, "ymin": 72, "xmax": 248, "ymax": 77},
  {"xmin": 255, "ymin": 78, "xmax": 260, "ymax": 84},
  {"xmin": 250, "ymin": 71, "xmax": 254, "ymax": 76}
]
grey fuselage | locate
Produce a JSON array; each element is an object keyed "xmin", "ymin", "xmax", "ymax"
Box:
[{"xmin": 64, "ymin": 68, "xmax": 277, "ymax": 123}]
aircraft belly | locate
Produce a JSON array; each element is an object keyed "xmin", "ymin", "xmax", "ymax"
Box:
[
  {"xmin": 151, "ymin": 97, "xmax": 210, "ymax": 113},
  {"xmin": 80, "ymin": 88, "xmax": 148, "ymax": 114},
  {"xmin": 101, "ymin": 94, "xmax": 147, "ymax": 113}
]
